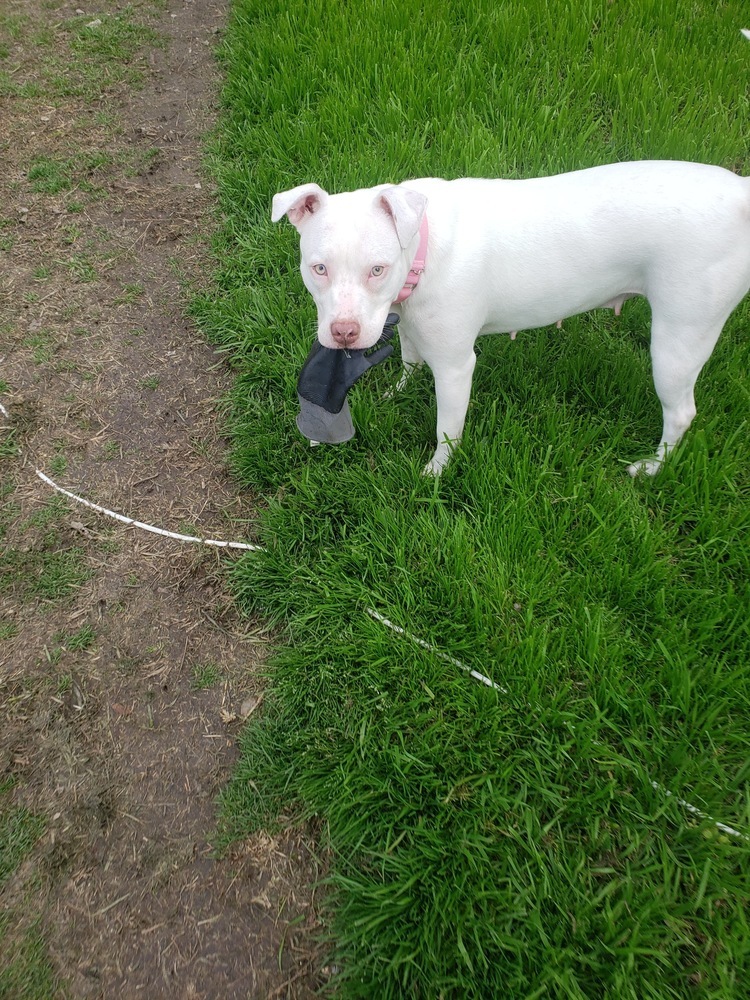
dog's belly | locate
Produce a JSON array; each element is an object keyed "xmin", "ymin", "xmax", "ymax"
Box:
[
  {"xmin": 477, "ymin": 283, "xmax": 644, "ymax": 335},
  {"xmin": 474, "ymin": 242, "xmax": 647, "ymax": 334}
]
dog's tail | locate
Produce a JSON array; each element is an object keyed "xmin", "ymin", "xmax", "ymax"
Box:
[{"xmin": 743, "ymin": 28, "xmax": 750, "ymax": 41}]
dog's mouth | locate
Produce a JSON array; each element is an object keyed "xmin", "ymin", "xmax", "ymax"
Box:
[
  {"xmin": 319, "ymin": 321, "xmax": 394, "ymax": 353},
  {"xmin": 318, "ymin": 312, "xmax": 401, "ymax": 358}
]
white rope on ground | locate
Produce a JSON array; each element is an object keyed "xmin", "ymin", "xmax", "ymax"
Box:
[
  {"xmin": 366, "ymin": 607, "xmax": 507, "ymax": 693},
  {"xmin": 365, "ymin": 607, "xmax": 748, "ymax": 842},
  {"xmin": 2, "ymin": 395, "xmax": 260, "ymax": 550},
  {"xmin": 651, "ymin": 781, "xmax": 748, "ymax": 841},
  {"xmin": 4, "ymin": 396, "xmax": 745, "ymax": 842},
  {"xmin": 34, "ymin": 468, "xmax": 263, "ymax": 551}
]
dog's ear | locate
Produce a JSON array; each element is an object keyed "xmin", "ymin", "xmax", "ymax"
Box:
[
  {"xmin": 378, "ymin": 186, "xmax": 427, "ymax": 249},
  {"xmin": 272, "ymin": 184, "xmax": 329, "ymax": 229}
]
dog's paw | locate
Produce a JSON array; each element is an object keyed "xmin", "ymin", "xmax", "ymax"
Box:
[
  {"xmin": 422, "ymin": 442, "xmax": 454, "ymax": 476},
  {"xmin": 626, "ymin": 456, "xmax": 663, "ymax": 477}
]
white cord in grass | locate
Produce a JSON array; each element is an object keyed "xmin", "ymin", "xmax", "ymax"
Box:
[
  {"xmin": 35, "ymin": 469, "xmax": 262, "ymax": 551},
  {"xmin": 366, "ymin": 607, "xmax": 507, "ymax": 693},
  {"xmin": 367, "ymin": 607, "xmax": 748, "ymax": 842},
  {"xmin": 5, "ymin": 396, "xmax": 746, "ymax": 841},
  {"xmin": 651, "ymin": 781, "xmax": 748, "ymax": 841},
  {"xmin": 31, "ymin": 466, "xmax": 750, "ymax": 842}
]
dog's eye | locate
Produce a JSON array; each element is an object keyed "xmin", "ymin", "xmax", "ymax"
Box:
[
  {"xmin": 312, "ymin": 264, "xmax": 327, "ymax": 276},
  {"xmin": 370, "ymin": 265, "xmax": 385, "ymax": 277}
]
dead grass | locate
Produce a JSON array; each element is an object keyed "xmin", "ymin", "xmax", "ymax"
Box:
[{"xmin": 0, "ymin": 1, "xmax": 323, "ymax": 996}]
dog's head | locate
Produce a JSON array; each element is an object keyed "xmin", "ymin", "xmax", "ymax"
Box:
[{"xmin": 272, "ymin": 182, "xmax": 426, "ymax": 350}]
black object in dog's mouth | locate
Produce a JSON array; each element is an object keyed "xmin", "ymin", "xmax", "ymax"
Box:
[{"xmin": 296, "ymin": 313, "xmax": 399, "ymax": 444}]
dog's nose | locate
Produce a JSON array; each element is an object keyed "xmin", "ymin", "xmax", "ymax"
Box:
[{"xmin": 330, "ymin": 321, "xmax": 360, "ymax": 347}]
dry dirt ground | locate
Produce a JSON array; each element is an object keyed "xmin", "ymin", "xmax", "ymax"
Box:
[{"xmin": 0, "ymin": 2, "xmax": 323, "ymax": 997}]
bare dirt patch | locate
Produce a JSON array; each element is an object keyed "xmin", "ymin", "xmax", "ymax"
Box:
[{"xmin": 0, "ymin": 2, "xmax": 322, "ymax": 996}]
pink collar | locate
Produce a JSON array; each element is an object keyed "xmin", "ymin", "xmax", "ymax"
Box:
[{"xmin": 395, "ymin": 214, "xmax": 428, "ymax": 303}]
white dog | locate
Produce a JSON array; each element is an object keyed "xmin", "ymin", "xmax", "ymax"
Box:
[{"xmin": 273, "ymin": 160, "xmax": 750, "ymax": 474}]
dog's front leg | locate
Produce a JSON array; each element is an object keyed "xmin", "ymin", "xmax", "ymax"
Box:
[{"xmin": 424, "ymin": 350, "xmax": 477, "ymax": 475}]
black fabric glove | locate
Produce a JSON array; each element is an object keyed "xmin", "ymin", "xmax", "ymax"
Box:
[
  {"xmin": 295, "ymin": 397, "xmax": 356, "ymax": 444},
  {"xmin": 295, "ymin": 313, "xmax": 399, "ymax": 445},
  {"xmin": 297, "ymin": 313, "xmax": 399, "ymax": 414}
]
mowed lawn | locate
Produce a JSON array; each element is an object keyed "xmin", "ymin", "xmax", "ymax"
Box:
[{"xmin": 197, "ymin": 2, "xmax": 750, "ymax": 996}]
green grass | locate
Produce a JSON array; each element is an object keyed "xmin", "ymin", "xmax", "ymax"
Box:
[
  {"xmin": 0, "ymin": 497, "xmax": 91, "ymax": 604},
  {"xmin": 115, "ymin": 282, "xmax": 145, "ymax": 305},
  {"xmin": 21, "ymin": 330, "xmax": 56, "ymax": 365},
  {"xmin": 198, "ymin": 2, "xmax": 750, "ymax": 996},
  {"xmin": 27, "ymin": 152, "xmax": 110, "ymax": 195},
  {"xmin": 0, "ymin": 784, "xmax": 50, "ymax": 997},
  {"xmin": 0, "ymin": 546, "xmax": 90, "ymax": 603},
  {"xmin": 0, "ymin": 804, "xmax": 45, "ymax": 889},
  {"xmin": 0, "ymin": 4, "xmax": 162, "ymax": 101},
  {"xmin": 60, "ymin": 7, "xmax": 162, "ymax": 97},
  {"xmin": 0, "ymin": 918, "xmax": 62, "ymax": 1000},
  {"xmin": 48, "ymin": 454, "xmax": 67, "ymax": 477},
  {"xmin": 59, "ymin": 624, "xmax": 96, "ymax": 652},
  {"xmin": 0, "ymin": 428, "xmax": 19, "ymax": 462},
  {"xmin": 191, "ymin": 661, "xmax": 222, "ymax": 690}
]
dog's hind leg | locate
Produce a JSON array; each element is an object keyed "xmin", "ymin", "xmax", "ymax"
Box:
[{"xmin": 627, "ymin": 315, "xmax": 726, "ymax": 476}]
